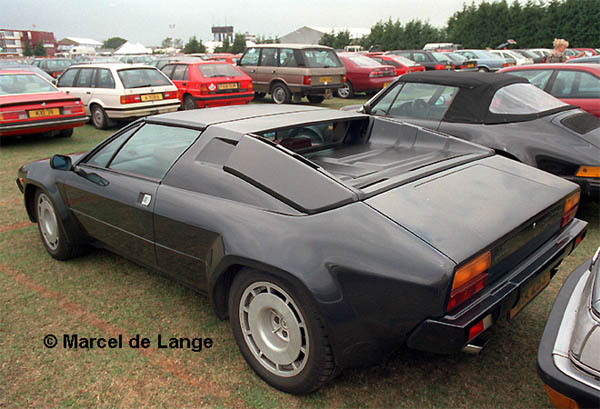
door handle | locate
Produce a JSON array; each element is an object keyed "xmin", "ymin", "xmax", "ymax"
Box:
[
  {"xmin": 182, "ymin": 83, "xmax": 187, "ymax": 86},
  {"xmin": 271, "ymin": 70, "xmax": 276, "ymax": 74},
  {"xmin": 251, "ymin": 69, "xmax": 256, "ymax": 73},
  {"xmin": 138, "ymin": 193, "xmax": 152, "ymax": 207},
  {"xmin": 65, "ymin": 91, "xmax": 70, "ymax": 94},
  {"xmin": 86, "ymin": 91, "xmax": 91, "ymax": 95}
]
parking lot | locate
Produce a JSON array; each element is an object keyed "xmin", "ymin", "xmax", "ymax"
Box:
[{"xmin": 1, "ymin": 96, "xmax": 598, "ymax": 408}]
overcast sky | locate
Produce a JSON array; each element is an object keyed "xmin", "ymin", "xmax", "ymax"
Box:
[{"xmin": 1, "ymin": 0, "xmax": 497, "ymax": 45}]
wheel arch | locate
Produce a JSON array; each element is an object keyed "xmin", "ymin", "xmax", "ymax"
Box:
[{"xmin": 269, "ymin": 79, "xmax": 289, "ymax": 93}]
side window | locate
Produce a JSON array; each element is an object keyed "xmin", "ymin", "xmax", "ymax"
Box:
[
  {"xmin": 171, "ymin": 65, "xmax": 187, "ymax": 81},
  {"xmin": 75, "ymin": 68, "xmax": 94, "ymax": 87},
  {"xmin": 412, "ymin": 53, "xmax": 428, "ymax": 62},
  {"xmin": 550, "ymin": 70, "xmax": 577, "ymax": 98},
  {"xmin": 57, "ymin": 68, "xmax": 77, "ymax": 87},
  {"xmin": 109, "ymin": 124, "xmax": 200, "ymax": 179},
  {"xmin": 279, "ymin": 48, "xmax": 298, "ymax": 67},
  {"xmin": 575, "ymin": 71, "xmax": 600, "ymax": 98},
  {"xmin": 162, "ymin": 64, "xmax": 176, "ymax": 79},
  {"xmin": 370, "ymin": 83, "xmax": 403, "ymax": 116},
  {"xmin": 259, "ymin": 48, "xmax": 277, "ymax": 66},
  {"xmin": 387, "ymin": 83, "xmax": 458, "ymax": 120},
  {"xmin": 95, "ymin": 68, "xmax": 115, "ymax": 88},
  {"xmin": 551, "ymin": 70, "xmax": 600, "ymax": 98},
  {"xmin": 507, "ymin": 69, "xmax": 553, "ymax": 90},
  {"xmin": 240, "ymin": 48, "xmax": 260, "ymax": 66},
  {"xmin": 86, "ymin": 125, "xmax": 141, "ymax": 168}
]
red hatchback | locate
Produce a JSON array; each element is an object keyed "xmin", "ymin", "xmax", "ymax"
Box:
[
  {"xmin": 365, "ymin": 52, "xmax": 425, "ymax": 76},
  {"xmin": 162, "ymin": 61, "xmax": 253, "ymax": 110},
  {"xmin": 336, "ymin": 53, "xmax": 397, "ymax": 99},
  {"xmin": 499, "ymin": 64, "xmax": 600, "ymax": 118},
  {"xmin": 0, "ymin": 70, "xmax": 87, "ymax": 138}
]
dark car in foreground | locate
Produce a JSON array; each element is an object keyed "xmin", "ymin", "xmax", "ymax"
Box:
[
  {"xmin": 538, "ymin": 248, "xmax": 600, "ymax": 409},
  {"xmin": 17, "ymin": 105, "xmax": 587, "ymax": 394},
  {"xmin": 351, "ymin": 71, "xmax": 600, "ymax": 199}
]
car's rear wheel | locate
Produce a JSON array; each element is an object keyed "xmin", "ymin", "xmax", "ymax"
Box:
[
  {"xmin": 91, "ymin": 105, "xmax": 111, "ymax": 129},
  {"xmin": 336, "ymin": 81, "xmax": 354, "ymax": 99},
  {"xmin": 271, "ymin": 83, "xmax": 291, "ymax": 104},
  {"xmin": 183, "ymin": 95, "xmax": 197, "ymax": 110},
  {"xmin": 35, "ymin": 190, "xmax": 83, "ymax": 260},
  {"xmin": 307, "ymin": 95, "xmax": 325, "ymax": 104},
  {"xmin": 229, "ymin": 269, "xmax": 336, "ymax": 394}
]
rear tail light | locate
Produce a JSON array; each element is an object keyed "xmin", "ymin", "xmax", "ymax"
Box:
[
  {"xmin": 247, "ymin": 81, "xmax": 253, "ymax": 90},
  {"xmin": 0, "ymin": 110, "xmax": 28, "ymax": 121},
  {"xmin": 62, "ymin": 104, "xmax": 85, "ymax": 115},
  {"xmin": 120, "ymin": 94, "xmax": 141, "ymax": 104},
  {"xmin": 543, "ymin": 384, "xmax": 580, "ymax": 409},
  {"xmin": 468, "ymin": 314, "xmax": 493, "ymax": 340},
  {"xmin": 369, "ymin": 70, "xmax": 386, "ymax": 78},
  {"xmin": 452, "ymin": 64, "xmax": 456, "ymax": 69},
  {"xmin": 561, "ymin": 191, "xmax": 580, "ymax": 228},
  {"xmin": 303, "ymin": 75, "xmax": 311, "ymax": 85},
  {"xmin": 342, "ymin": 75, "xmax": 347, "ymax": 83},
  {"xmin": 434, "ymin": 64, "xmax": 446, "ymax": 70},
  {"xmin": 162, "ymin": 91, "xmax": 177, "ymax": 100},
  {"xmin": 447, "ymin": 251, "xmax": 491, "ymax": 311},
  {"xmin": 576, "ymin": 166, "xmax": 600, "ymax": 178},
  {"xmin": 51, "ymin": 72, "xmax": 58, "ymax": 78}
]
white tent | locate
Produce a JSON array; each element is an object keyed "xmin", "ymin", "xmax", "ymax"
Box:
[{"xmin": 113, "ymin": 42, "xmax": 152, "ymax": 55}]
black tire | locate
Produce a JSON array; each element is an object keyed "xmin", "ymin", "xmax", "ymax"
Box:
[
  {"xmin": 270, "ymin": 83, "xmax": 291, "ymax": 104},
  {"xmin": 478, "ymin": 67, "xmax": 489, "ymax": 72},
  {"xmin": 91, "ymin": 105, "xmax": 111, "ymax": 129},
  {"xmin": 183, "ymin": 95, "xmax": 197, "ymax": 110},
  {"xmin": 336, "ymin": 81, "xmax": 354, "ymax": 99},
  {"xmin": 254, "ymin": 92, "xmax": 266, "ymax": 100},
  {"xmin": 34, "ymin": 190, "xmax": 84, "ymax": 260},
  {"xmin": 307, "ymin": 95, "xmax": 325, "ymax": 104},
  {"xmin": 229, "ymin": 269, "xmax": 337, "ymax": 394},
  {"xmin": 58, "ymin": 128, "xmax": 73, "ymax": 138}
]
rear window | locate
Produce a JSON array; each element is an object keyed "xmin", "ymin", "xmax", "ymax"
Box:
[
  {"xmin": 389, "ymin": 55, "xmax": 417, "ymax": 66},
  {"xmin": 46, "ymin": 59, "xmax": 71, "ymax": 70},
  {"xmin": 0, "ymin": 73, "xmax": 57, "ymax": 95},
  {"xmin": 346, "ymin": 55, "xmax": 381, "ymax": 67},
  {"xmin": 117, "ymin": 68, "xmax": 171, "ymax": 88},
  {"xmin": 489, "ymin": 83, "xmax": 568, "ymax": 115},
  {"xmin": 198, "ymin": 64, "xmax": 242, "ymax": 78},
  {"xmin": 301, "ymin": 49, "xmax": 343, "ymax": 68}
]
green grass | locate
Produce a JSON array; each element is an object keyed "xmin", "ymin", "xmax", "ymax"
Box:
[{"xmin": 1, "ymin": 100, "xmax": 598, "ymax": 408}]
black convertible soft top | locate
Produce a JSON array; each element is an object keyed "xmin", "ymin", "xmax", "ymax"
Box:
[{"xmin": 394, "ymin": 71, "xmax": 573, "ymax": 124}]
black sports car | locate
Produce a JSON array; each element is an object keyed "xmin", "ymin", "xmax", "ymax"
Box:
[
  {"xmin": 351, "ymin": 71, "xmax": 600, "ymax": 199},
  {"xmin": 17, "ymin": 105, "xmax": 588, "ymax": 394}
]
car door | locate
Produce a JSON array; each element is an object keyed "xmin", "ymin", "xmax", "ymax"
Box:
[
  {"xmin": 548, "ymin": 69, "xmax": 600, "ymax": 117},
  {"xmin": 169, "ymin": 64, "xmax": 189, "ymax": 100},
  {"xmin": 92, "ymin": 68, "xmax": 116, "ymax": 106},
  {"xmin": 56, "ymin": 67, "xmax": 79, "ymax": 97},
  {"xmin": 256, "ymin": 47, "xmax": 278, "ymax": 88},
  {"xmin": 72, "ymin": 68, "xmax": 95, "ymax": 107},
  {"xmin": 237, "ymin": 47, "xmax": 261, "ymax": 89}
]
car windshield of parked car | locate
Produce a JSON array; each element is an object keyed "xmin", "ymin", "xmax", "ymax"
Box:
[
  {"xmin": 489, "ymin": 83, "xmax": 568, "ymax": 115},
  {"xmin": 505, "ymin": 69, "xmax": 553, "ymax": 89},
  {"xmin": 198, "ymin": 64, "xmax": 242, "ymax": 78},
  {"xmin": 0, "ymin": 73, "xmax": 57, "ymax": 95},
  {"xmin": 301, "ymin": 49, "xmax": 343, "ymax": 68},
  {"xmin": 431, "ymin": 52, "xmax": 452, "ymax": 63},
  {"xmin": 46, "ymin": 60, "xmax": 71, "ymax": 69},
  {"xmin": 443, "ymin": 52, "xmax": 467, "ymax": 63},
  {"xmin": 117, "ymin": 68, "xmax": 171, "ymax": 88},
  {"xmin": 389, "ymin": 55, "xmax": 417, "ymax": 66},
  {"xmin": 346, "ymin": 55, "xmax": 381, "ymax": 67}
]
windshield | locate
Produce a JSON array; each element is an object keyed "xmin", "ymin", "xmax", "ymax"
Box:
[
  {"xmin": 443, "ymin": 53, "xmax": 467, "ymax": 63},
  {"xmin": 489, "ymin": 83, "xmax": 568, "ymax": 115},
  {"xmin": 301, "ymin": 49, "xmax": 343, "ymax": 68},
  {"xmin": 0, "ymin": 73, "xmax": 57, "ymax": 95},
  {"xmin": 197, "ymin": 63, "xmax": 242, "ymax": 78},
  {"xmin": 432, "ymin": 52, "xmax": 452, "ymax": 63},
  {"xmin": 346, "ymin": 55, "xmax": 381, "ymax": 67},
  {"xmin": 117, "ymin": 68, "xmax": 172, "ymax": 88},
  {"xmin": 388, "ymin": 55, "xmax": 417, "ymax": 66}
]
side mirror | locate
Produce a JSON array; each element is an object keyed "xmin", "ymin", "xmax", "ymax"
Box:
[
  {"xmin": 361, "ymin": 103, "xmax": 370, "ymax": 114},
  {"xmin": 50, "ymin": 154, "xmax": 72, "ymax": 171}
]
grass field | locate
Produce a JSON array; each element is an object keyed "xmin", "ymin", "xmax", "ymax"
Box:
[{"xmin": 1, "ymin": 98, "xmax": 599, "ymax": 408}]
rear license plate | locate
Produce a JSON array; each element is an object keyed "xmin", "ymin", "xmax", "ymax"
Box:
[
  {"xmin": 218, "ymin": 82, "xmax": 239, "ymax": 90},
  {"xmin": 467, "ymin": 64, "xmax": 475, "ymax": 68},
  {"xmin": 509, "ymin": 268, "xmax": 552, "ymax": 319},
  {"xmin": 141, "ymin": 93, "xmax": 163, "ymax": 102},
  {"xmin": 383, "ymin": 82, "xmax": 390, "ymax": 87},
  {"xmin": 28, "ymin": 108, "xmax": 59, "ymax": 118},
  {"xmin": 319, "ymin": 76, "xmax": 333, "ymax": 83},
  {"xmin": 446, "ymin": 65, "xmax": 452, "ymax": 70}
]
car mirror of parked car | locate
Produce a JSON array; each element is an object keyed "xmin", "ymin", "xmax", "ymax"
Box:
[{"xmin": 50, "ymin": 154, "xmax": 73, "ymax": 171}]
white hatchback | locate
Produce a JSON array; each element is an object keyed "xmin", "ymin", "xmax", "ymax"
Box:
[{"xmin": 56, "ymin": 63, "xmax": 180, "ymax": 129}]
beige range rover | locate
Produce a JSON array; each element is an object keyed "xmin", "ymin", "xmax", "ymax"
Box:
[{"xmin": 237, "ymin": 44, "xmax": 346, "ymax": 104}]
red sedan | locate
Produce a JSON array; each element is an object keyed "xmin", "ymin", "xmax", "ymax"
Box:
[
  {"xmin": 365, "ymin": 52, "xmax": 425, "ymax": 76},
  {"xmin": 205, "ymin": 53, "xmax": 242, "ymax": 64},
  {"xmin": 0, "ymin": 70, "xmax": 87, "ymax": 138},
  {"xmin": 336, "ymin": 53, "xmax": 397, "ymax": 99},
  {"xmin": 499, "ymin": 64, "xmax": 600, "ymax": 117},
  {"xmin": 161, "ymin": 61, "xmax": 254, "ymax": 110}
]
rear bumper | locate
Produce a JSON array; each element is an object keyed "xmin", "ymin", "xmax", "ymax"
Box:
[
  {"xmin": 0, "ymin": 115, "xmax": 88, "ymax": 136},
  {"xmin": 407, "ymin": 218, "xmax": 588, "ymax": 354},
  {"xmin": 192, "ymin": 92, "xmax": 254, "ymax": 102},
  {"xmin": 104, "ymin": 102, "xmax": 180, "ymax": 119},
  {"xmin": 290, "ymin": 84, "xmax": 344, "ymax": 95},
  {"xmin": 352, "ymin": 77, "xmax": 395, "ymax": 92},
  {"xmin": 537, "ymin": 260, "xmax": 600, "ymax": 409}
]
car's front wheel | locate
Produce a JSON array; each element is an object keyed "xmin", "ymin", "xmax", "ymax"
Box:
[{"xmin": 229, "ymin": 269, "xmax": 336, "ymax": 394}]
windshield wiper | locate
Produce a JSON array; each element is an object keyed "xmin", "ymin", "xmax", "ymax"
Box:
[{"xmin": 130, "ymin": 83, "xmax": 154, "ymax": 88}]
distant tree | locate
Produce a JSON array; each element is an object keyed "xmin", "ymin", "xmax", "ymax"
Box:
[
  {"xmin": 173, "ymin": 38, "xmax": 183, "ymax": 48},
  {"xmin": 161, "ymin": 37, "xmax": 173, "ymax": 48},
  {"xmin": 102, "ymin": 36, "xmax": 127, "ymax": 49},
  {"xmin": 360, "ymin": 18, "xmax": 445, "ymax": 51},
  {"xmin": 183, "ymin": 36, "xmax": 206, "ymax": 54},
  {"xmin": 22, "ymin": 42, "xmax": 33, "ymax": 56},
  {"xmin": 231, "ymin": 34, "xmax": 246, "ymax": 54},
  {"xmin": 319, "ymin": 30, "xmax": 352, "ymax": 49},
  {"xmin": 33, "ymin": 42, "xmax": 46, "ymax": 56},
  {"xmin": 256, "ymin": 35, "xmax": 279, "ymax": 44},
  {"xmin": 215, "ymin": 37, "xmax": 231, "ymax": 53}
]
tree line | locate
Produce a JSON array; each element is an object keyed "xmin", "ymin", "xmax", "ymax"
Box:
[{"xmin": 319, "ymin": 0, "xmax": 600, "ymax": 51}]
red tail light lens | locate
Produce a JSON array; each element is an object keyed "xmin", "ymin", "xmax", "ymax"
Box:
[
  {"xmin": 561, "ymin": 191, "xmax": 580, "ymax": 228},
  {"xmin": 342, "ymin": 75, "xmax": 347, "ymax": 83},
  {"xmin": 447, "ymin": 251, "xmax": 491, "ymax": 311},
  {"xmin": 0, "ymin": 110, "xmax": 28, "ymax": 121},
  {"xmin": 120, "ymin": 94, "xmax": 141, "ymax": 104},
  {"xmin": 62, "ymin": 104, "xmax": 85, "ymax": 115},
  {"xmin": 434, "ymin": 64, "xmax": 446, "ymax": 70},
  {"xmin": 162, "ymin": 91, "xmax": 177, "ymax": 100},
  {"xmin": 303, "ymin": 75, "xmax": 311, "ymax": 85}
]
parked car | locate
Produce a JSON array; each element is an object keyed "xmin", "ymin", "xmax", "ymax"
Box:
[
  {"xmin": 206, "ymin": 53, "xmax": 241, "ymax": 64},
  {"xmin": 386, "ymin": 50, "xmax": 454, "ymax": 71},
  {"xmin": 365, "ymin": 52, "xmax": 425, "ymax": 76},
  {"xmin": 489, "ymin": 49, "xmax": 533, "ymax": 65},
  {"xmin": 537, "ymin": 247, "xmax": 600, "ymax": 409},
  {"xmin": 571, "ymin": 48, "xmax": 598, "ymax": 56},
  {"xmin": 499, "ymin": 63, "xmax": 600, "ymax": 118},
  {"xmin": 161, "ymin": 61, "xmax": 253, "ymax": 110},
  {"xmin": 17, "ymin": 104, "xmax": 587, "ymax": 394},
  {"xmin": 441, "ymin": 52, "xmax": 478, "ymax": 71},
  {"xmin": 0, "ymin": 70, "xmax": 87, "ymax": 138},
  {"xmin": 151, "ymin": 56, "xmax": 204, "ymax": 70},
  {"xmin": 513, "ymin": 49, "xmax": 545, "ymax": 64},
  {"xmin": 454, "ymin": 49, "xmax": 515, "ymax": 71},
  {"xmin": 56, "ymin": 63, "xmax": 180, "ymax": 129},
  {"xmin": 567, "ymin": 55, "xmax": 600, "ymax": 64},
  {"xmin": 237, "ymin": 44, "xmax": 346, "ymax": 104},
  {"xmin": 31, "ymin": 58, "xmax": 73, "ymax": 79},
  {"xmin": 117, "ymin": 55, "xmax": 155, "ymax": 65},
  {"xmin": 350, "ymin": 71, "xmax": 600, "ymax": 198},
  {"xmin": 336, "ymin": 53, "xmax": 396, "ymax": 98},
  {"xmin": 0, "ymin": 63, "xmax": 55, "ymax": 83}
]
